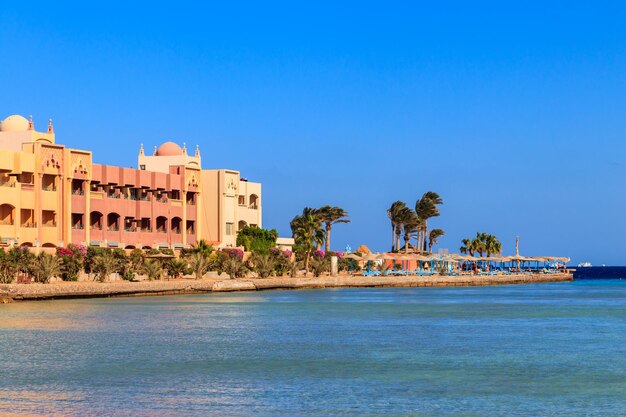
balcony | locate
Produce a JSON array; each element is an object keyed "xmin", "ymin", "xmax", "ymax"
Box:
[
  {"xmin": 72, "ymin": 224, "xmax": 85, "ymax": 230},
  {"xmin": 21, "ymin": 222, "xmax": 37, "ymax": 228},
  {"xmin": 72, "ymin": 189, "xmax": 85, "ymax": 196},
  {"xmin": 124, "ymin": 226, "xmax": 137, "ymax": 232},
  {"xmin": 0, "ymin": 220, "xmax": 14, "ymax": 226},
  {"xmin": 43, "ymin": 222, "xmax": 57, "ymax": 227},
  {"xmin": 0, "ymin": 181, "xmax": 16, "ymax": 188},
  {"xmin": 107, "ymin": 226, "xmax": 119, "ymax": 231}
]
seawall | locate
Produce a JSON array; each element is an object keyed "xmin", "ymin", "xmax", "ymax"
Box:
[{"xmin": 0, "ymin": 273, "xmax": 573, "ymax": 302}]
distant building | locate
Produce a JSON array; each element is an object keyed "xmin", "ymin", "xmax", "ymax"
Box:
[{"xmin": 0, "ymin": 114, "xmax": 262, "ymax": 250}]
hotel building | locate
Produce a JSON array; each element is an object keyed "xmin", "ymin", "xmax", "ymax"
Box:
[{"xmin": 0, "ymin": 114, "xmax": 262, "ymax": 250}]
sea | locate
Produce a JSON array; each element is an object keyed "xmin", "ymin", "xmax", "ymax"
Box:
[{"xmin": 1, "ymin": 278, "xmax": 625, "ymax": 416}]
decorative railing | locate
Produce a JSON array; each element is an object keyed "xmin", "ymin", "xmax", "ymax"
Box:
[
  {"xmin": 107, "ymin": 225, "xmax": 119, "ymax": 231},
  {"xmin": 72, "ymin": 189, "xmax": 85, "ymax": 195},
  {"xmin": 72, "ymin": 224, "xmax": 85, "ymax": 230}
]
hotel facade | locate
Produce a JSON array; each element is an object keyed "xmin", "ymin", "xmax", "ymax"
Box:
[{"xmin": 0, "ymin": 114, "xmax": 262, "ymax": 250}]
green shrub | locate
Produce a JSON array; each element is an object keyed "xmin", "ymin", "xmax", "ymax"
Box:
[{"xmin": 236, "ymin": 226, "xmax": 278, "ymax": 254}]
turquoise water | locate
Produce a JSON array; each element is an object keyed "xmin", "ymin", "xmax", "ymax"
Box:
[{"xmin": 1, "ymin": 281, "xmax": 625, "ymax": 416}]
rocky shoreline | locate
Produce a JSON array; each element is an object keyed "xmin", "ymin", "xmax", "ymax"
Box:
[{"xmin": 0, "ymin": 273, "xmax": 573, "ymax": 303}]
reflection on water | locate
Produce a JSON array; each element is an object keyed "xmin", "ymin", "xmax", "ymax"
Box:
[{"xmin": 1, "ymin": 281, "xmax": 626, "ymax": 416}]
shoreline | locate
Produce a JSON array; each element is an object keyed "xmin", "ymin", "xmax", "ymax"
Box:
[{"xmin": 0, "ymin": 273, "xmax": 573, "ymax": 303}]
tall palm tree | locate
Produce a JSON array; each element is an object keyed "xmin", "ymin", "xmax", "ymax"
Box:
[
  {"xmin": 317, "ymin": 205, "xmax": 350, "ymax": 253},
  {"xmin": 290, "ymin": 207, "xmax": 325, "ymax": 275},
  {"xmin": 460, "ymin": 238, "xmax": 474, "ymax": 256},
  {"xmin": 386, "ymin": 201, "xmax": 407, "ymax": 251},
  {"xmin": 399, "ymin": 208, "xmax": 420, "ymax": 253},
  {"xmin": 428, "ymin": 229, "xmax": 445, "ymax": 254},
  {"xmin": 415, "ymin": 192, "xmax": 443, "ymax": 252},
  {"xmin": 484, "ymin": 234, "xmax": 502, "ymax": 257}
]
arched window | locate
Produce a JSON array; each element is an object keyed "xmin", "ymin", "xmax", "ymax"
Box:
[
  {"xmin": 156, "ymin": 216, "xmax": 168, "ymax": 233},
  {"xmin": 107, "ymin": 213, "xmax": 120, "ymax": 231},
  {"xmin": 249, "ymin": 194, "xmax": 259, "ymax": 209},
  {"xmin": 171, "ymin": 217, "xmax": 182, "ymax": 234},
  {"xmin": 90, "ymin": 212, "xmax": 103, "ymax": 230}
]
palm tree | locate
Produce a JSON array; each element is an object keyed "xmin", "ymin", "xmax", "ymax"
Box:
[
  {"xmin": 428, "ymin": 229, "xmax": 445, "ymax": 254},
  {"xmin": 187, "ymin": 252, "xmax": 210, "ymax": 279},
  {"xmin": 399, "ymin": 208, "xmax": 420, "ymax": 253},
  {"xmin": 166, "ymin": 259, "xmax": 187, "ymax": 279},
  {"xmin": 190, "ymin": 239, "xmax": 214, "ymax": 257},
  {"xmin": 484, "ymin": 234, "xmax": 502, "ymax": 257},
  {"xmin": 386, "ymin": 201, "xmax": 407, "ymax": 251},
  {"xmin": 31, "ymin": 252, "xmax": 61, "ymax": 283},
  {"xmin": 250, "ymin": 253, "xmax": 275, "ymax": 278},
  {"xmin": 471, "ymin": 233, "xmax": 486, "ymax": 257},
  {"xmin": 415, "ymin": 192, "xmax": 443, "ymax": 252},
  {"xmin": 223, "ymin": 257, "xmax": 247, "ymax": 279},
  {"xmin": 142, "ymin": 260, "xmax": 163, "ymax": 281},
  {"xmin": 290, "ymin": 207, "xmax": 325, "ymax": 275},
  {"xmin": 460, "ymin": 238, "xmax": 473, "ymax": 256},
  {"xmin": 92, "ymin": 250, "xmax": 119, "ymax": 282},
  {"xmin": 317, "ymin": 205, "xmax": 350, "ymax": 253}
]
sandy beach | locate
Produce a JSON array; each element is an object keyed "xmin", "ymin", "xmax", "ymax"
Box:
[{"xmin": 0, "ymin": 272, "xmax": 572, "ymax": 302}]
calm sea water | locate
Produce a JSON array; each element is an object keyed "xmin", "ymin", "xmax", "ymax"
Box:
[{"xmin": 1, "ymin": 281, "xmax": 625, "ymax": 416}]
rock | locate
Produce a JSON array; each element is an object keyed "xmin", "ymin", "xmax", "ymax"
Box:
[{"xmin": 211, "ymin": 280, "xmax": 256, "ymax": 292}]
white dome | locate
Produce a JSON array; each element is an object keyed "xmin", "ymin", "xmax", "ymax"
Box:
[{"xmin": 0, "ymin": 115, "xmax": 29, "ymax": 132}]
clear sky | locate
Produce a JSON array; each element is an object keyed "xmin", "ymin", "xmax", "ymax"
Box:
[{"xmin": 2, "ymin": 2, "xmax": 625, "ymax": 265}]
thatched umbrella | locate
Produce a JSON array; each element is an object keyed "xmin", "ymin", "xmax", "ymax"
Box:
[{"xmin": 361, "ymin": 252, "xmax": 381, "ymax": 272}]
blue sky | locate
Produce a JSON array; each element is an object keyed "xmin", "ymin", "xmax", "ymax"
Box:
[{"xmin": 2, "ymin": 2, "xmax": 625, "ymax": 264}]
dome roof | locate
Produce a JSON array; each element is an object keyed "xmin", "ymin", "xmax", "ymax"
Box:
[
  {"xmin": 0, "ymin": 115, "xmax": 29, "ymax": 132},
  {"xmin": 156, "ymin": 141, "xmax": 183, "ymax": 156}
]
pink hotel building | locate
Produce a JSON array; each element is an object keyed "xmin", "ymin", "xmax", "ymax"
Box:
[{"xmin": 0, "ymin": 114, "xmax": 263, "ymax": 250}]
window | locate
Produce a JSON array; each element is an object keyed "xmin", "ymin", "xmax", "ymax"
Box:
[
  {"xmin": 225, "ymin": 222, "xmax": 234, "ymax": 236},
  {"xmin": 18, "ymin": 172, "xmax": 34, "ymax": 184},
  {"xmin": 42, "ymin": 210, "xmax": 56, "ymax": 227},
  {"xmin": 140, "ymin": 165, "xmax": 146, "ymax": 170},
  {"xmin": 71, "ymin": 213, "xmax": 84, "ymax": 229},
  {"xmin": 71, "ymin": 179, "xmax": 84, "ymax": 195},
  {"xmin": 42, "ymin": 174, "xmax": 56, "ymax": 191}
]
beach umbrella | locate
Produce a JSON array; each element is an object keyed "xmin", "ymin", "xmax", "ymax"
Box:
[{"xmin": 361, "ymin": 253, "xmax": 380, "ymax": 272}]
